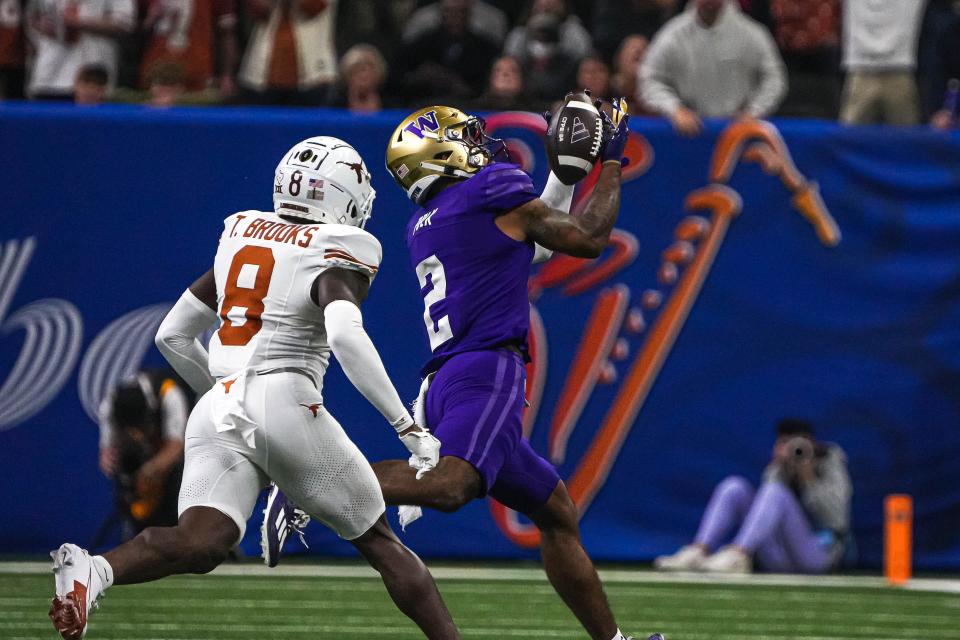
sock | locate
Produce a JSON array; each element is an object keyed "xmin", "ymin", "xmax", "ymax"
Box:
[
  {"xmin": 611, "ymin": 629, "xmax": 627, "ymax": 640},
  {"xmin": 92, "ymin": 555, "xmax": 114, "ymax": 589},
  {"xmin": 398, "ymin": 505, "xmax": 422, "ymax": 530}
]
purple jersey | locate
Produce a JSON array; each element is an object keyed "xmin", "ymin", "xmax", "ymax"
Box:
[{"xmin": 406, "ymin": 163, "xmax": 538, "ymax": 375}]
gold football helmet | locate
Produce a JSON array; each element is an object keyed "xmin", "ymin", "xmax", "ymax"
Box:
[{"xmin": 385, "ymin": 106, "xmax": 505, "ymax": 204}]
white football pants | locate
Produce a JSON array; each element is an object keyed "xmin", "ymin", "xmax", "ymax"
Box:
[{"xmin": 178, "ymin": 370, "xmax": 385, "ymax": 542}]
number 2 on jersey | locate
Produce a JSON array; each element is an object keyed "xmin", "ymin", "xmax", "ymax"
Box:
[
  {"xmin": 416, "ymin": 255, "xmax": 453, "ymax": 351},
  {"xmin": 218, "ymin": 245, "xmax": 275, "ymax": 346}
]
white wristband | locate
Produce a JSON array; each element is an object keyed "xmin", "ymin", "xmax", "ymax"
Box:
[
  {"xmin": 533, "ymin": 173, "xmax": 576, "ymax": 264},
  {"xmin": 391, "ymin": 412, "xmax": 416, "ymax": 433}
]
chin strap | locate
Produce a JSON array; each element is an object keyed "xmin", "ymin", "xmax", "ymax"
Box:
[
  {"xmin": 419, "ymin": 162, "xmax": 474, "ymax": 179},
  {"xmin": 408, "ymin": 163, "xmax": 476, "ymax": 204}
]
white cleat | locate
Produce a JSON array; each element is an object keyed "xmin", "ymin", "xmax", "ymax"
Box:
[
  {"xmin": 653, "ymin": 544, "xmax": 708, "ymax": 571},
  {"xmin": 700, "ymin": 545, "xmax": 753, "ymax": 574},
  {"xmin": 49, "ymin": 543, "xmax": 105, "ymax": 639}
]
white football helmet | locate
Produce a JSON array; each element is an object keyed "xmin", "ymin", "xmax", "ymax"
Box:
[{"xmin": 273, "ymin": 136, "xmax": 376, "ymax": 227}]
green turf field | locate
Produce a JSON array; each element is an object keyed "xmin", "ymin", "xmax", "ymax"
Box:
[{"xmin": 4, "ymin": 565, "xmax": 958, "ymax": 640}]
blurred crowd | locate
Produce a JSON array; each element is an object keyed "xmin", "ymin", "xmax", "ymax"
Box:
[{"xmin": 0, "ymin": 0, "xmax": 957, "ymax": 130}]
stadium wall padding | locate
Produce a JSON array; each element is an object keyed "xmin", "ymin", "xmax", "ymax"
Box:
[{"xmin": 1, "ymin": 104, "xmax": 959, "ymax": 570}]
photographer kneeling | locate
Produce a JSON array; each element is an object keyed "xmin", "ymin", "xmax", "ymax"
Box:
[
  {"xmin": 98, "ymin": 370, "xmax": 192, "ymax": 539},
  {"xmin": 655, "ymin": 419, "xmax": 852, "ymax": 574}
]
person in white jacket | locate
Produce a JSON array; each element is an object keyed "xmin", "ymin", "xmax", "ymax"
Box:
[
  {"xmin": 238, "ymin": 0, "xmax": 338, "ymax": 105},
  {"xmin": 640, "ymin": 0, "xmax": 787, "ymax": 136}
]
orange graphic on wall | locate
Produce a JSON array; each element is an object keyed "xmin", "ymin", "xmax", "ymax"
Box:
[{"xmin": 490, "ymin": 119, "xmax": 841, "ymax": 548}]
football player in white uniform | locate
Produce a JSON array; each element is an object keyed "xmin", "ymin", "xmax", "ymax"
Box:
[{"xmin": 48, "ymin": 137, "xmax": 460, "ymax": 640}]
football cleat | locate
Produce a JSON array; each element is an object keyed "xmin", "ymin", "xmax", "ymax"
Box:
[
  {"xmin": 49, "ymin": 543, "xmax": 105, "ymax": 639},
  {"xmin": 261, "ymin": 483, "xmax": 310, "ymax": 568}
]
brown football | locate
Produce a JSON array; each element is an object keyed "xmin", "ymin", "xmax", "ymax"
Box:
[{"xmin": 545, "ymin": 92, "xmax": 604, "ymax": 185}]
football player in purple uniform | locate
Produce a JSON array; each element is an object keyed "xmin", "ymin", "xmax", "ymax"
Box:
[
  {"xmin": 263, "ymin": 102, "xmax": 661, "ymax": 638},
  {"xmin": 374, "ymin": 103, "xmax": 657, "ymax": 640}
]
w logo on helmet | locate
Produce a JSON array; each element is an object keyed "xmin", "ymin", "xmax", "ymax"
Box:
[{"xmin": 404, "ymin": 111, "xmax": 440, "ymax": 139}]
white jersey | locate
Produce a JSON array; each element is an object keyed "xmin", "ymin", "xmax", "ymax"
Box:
[{"xmin": 208, "ymin": 210, "xmax": 381, "ymax": 392}]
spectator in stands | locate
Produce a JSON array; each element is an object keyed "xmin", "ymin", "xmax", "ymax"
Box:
[
  {"xmin": 592, "ymin": 0, "xmax": 677, "ymax": 61},
  {"xmin": 611, "ymin": 34, "xmax": 649, "ymax": 112},
  {"xmin": 920, "ymin": 0, "xmax": 960, "ymax": 127},
  {"xmin": 769, "ymin": 0, "xmax": 841, "ymax": 118},
  {"xmin": 238, "ymin": 0, "xmax": 337, "ymax": 106},
  {"xmin": 26, "ymin": 0, "xmax": 135, "ymax": 100},
  {"xmin": 676, "ymin": 0, "xmax": 773, "ymax": 24},
  {"xmin": 577, "ymin": 55, "xmax": 611, "ymax": 101},
  {"xmin": 930, "ymin": 79, "xmax": 959, "ymax": 130},
  {"xmin": 640, "ymin": 0, "xmax": 787, "ymax": 137},
  {"xmin": 504, "ymin": 0, "xmax": 593, "ymax": 66},
  {"xmin": 930, "ymin": 23, "xmax": 960, "ymax": 130},
  {"xmin": 147, "ymin": 59, "xmax": 188, "ymax": 107},
  {"xmin": 486, "ymin": 0, "xmax": 525, "ymax": 25},
  {"xmin": 334, "ymin": 0, "xmax": 407, "ymax": 62},
  {"xmin": 0, "ymin": 0, "xmax": 24, "ymax": 99},
  {"xmin": 655, "ymin": 419, "xmax": 852, "ymax": 574},
  {"xmin": 839, "ymin": 0, "xmax": 926, "ymax": 126},
  {"xmin": 393, "ymin": 0, "xmax": 500, "ymax": 101},
  {"xmin": 140, "ymin": 0, "xmax": 239, "ymax": 100},
  {"xmin": 770, "ymin": 1, "xmax": 840, "ymax": 67},
  {"xmin": 97, "ymin": 370, "xmax": 192, "ymax": 539},
  {"xmin": 74, "ymin": 64, "xmax": 109, "ymax": 105},
  {"xmin": 330, "ymin": 43, "xmax": 387, "ymax": 113},
  {"xmin": 403, "ymin": 0, "xmax": 508, "ymax": 47},
  {"xmin": 475, "ymin": 55, "xmax": 530, "ymax": 110},
  {"xmin": 109, "ymin": 58, "xmax": 220, "ymax": 106},
  {"xmin": 510, "ymin": 12, "xmax": 577, "ymax": 103}
]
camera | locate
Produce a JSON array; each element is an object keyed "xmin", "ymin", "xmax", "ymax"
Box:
[{"xmin": 784, "ymin": 436, "xmax": 814, "ymax": 461}]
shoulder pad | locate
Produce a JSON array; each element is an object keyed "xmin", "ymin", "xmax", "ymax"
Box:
[
  {"xmin": 476, "ymin": 163, "xmax": 537, "ymax": 213},
  {"xmin": 318, "ymin": 225, "xmax": 383, "ymax": 280}
]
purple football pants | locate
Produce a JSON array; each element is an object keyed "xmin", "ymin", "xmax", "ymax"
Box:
[
  {"xmin": 694, "ymin": 476, "xmax": 833, "ymax": 573},
  {"xmin": 425, "ymin": 348, "xmax": 560, "ymax": 515}
]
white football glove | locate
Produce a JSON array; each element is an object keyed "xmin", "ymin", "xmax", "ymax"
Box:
[
  {"xmin": 411, "ymin": 374, "xmax": 432, "ymax": 428},
  {"xmin": 399, "ymin": 429, "xmax": 440, "ymax": 479}
]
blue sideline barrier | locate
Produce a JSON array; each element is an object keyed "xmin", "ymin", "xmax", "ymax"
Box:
[{"xmin": 1, "ymin": 103, "xmax": 959, "ymax": 570}]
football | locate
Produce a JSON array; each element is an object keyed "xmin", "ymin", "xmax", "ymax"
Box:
[{"xmin": 545, "ymin": 91, "xmax": 605, "ymax": 185}]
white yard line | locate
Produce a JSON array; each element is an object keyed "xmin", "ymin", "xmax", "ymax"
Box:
[{"xmin": 3, "ymin": 560, "xmax": 958, "ymax": 594}]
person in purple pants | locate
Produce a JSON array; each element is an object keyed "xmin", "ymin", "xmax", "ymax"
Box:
[
  {"xmin": 655, "ymin": 419, "xmax": 853, "ymax": 574},
  {"xmin": 371, "ymin": 102, "xmax": 661, "ymax": 640}
]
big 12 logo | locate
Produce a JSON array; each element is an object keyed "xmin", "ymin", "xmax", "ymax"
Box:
[
  {"xmin": 0, "ymin": 237, "xmax": 174, "ymax": 430},
  {"xmin": 0, "ymin": 238, "xmax": 83, "ymax": 430}
]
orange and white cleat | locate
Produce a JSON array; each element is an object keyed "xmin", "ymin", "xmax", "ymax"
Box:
[{"xmin": 49, "ymin": 543, "xmax": 106, "ymax": 639}]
